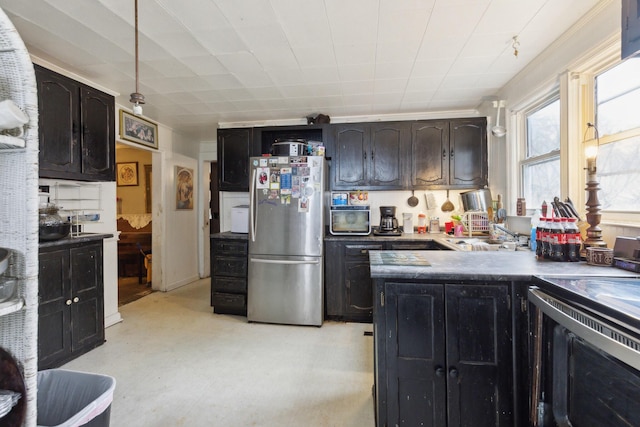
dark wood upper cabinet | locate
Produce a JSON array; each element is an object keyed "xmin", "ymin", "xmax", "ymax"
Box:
[
  {"xmin": 449, "ymin": 118, "xmax": 487, "ymax": 187},
  {"xmin": 411, "ymin": 118, "xmax": 487, "ymax": 189},
  {"xmin": 35, "ymin": 64, "xmax": 115, "ymax": 181},
  {"xmin": 332, "ymin": 122, "xmax": 408, "ymax": 190},
  {"xmin": 411, "ymin": 120, "xmax": 449, "ymax": 187},
  {"xmin": 217, "ymin": 127, "xmax": 255, "ymax": 192}
]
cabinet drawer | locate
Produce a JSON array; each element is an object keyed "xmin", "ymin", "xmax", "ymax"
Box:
[
  {"xmin": 345, "ymin": 244, "xmax": 383, "ymax": 259},
  {"xmin": 212, "ymin": 276, "xmax": 246, "ymax": 294},
  {"xmin": 212, "ymin": 240, "xmax": 248, "ymax": 255},
  {"xmin": 212, "ymin": 256, "xmax": 248, "ymax": 277},
  {"xmin": 388, "ymin": 242, "xmax": 436, "ymax": 251},
  {"xmin": 212, "ymin": 292, "xmax": 246, "ymax": 315}
]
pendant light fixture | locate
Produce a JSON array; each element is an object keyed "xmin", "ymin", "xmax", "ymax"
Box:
[
  {"xmin": 491, "ymin": 100, "xmax": 506, "ymax": 138},
  {"xmin": 129, "ymin": 0, "xmax": 145, "ymax": 115}
]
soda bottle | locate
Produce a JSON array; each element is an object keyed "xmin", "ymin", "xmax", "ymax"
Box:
[
  {"xmin": 565, "ymin": 218, "xmax": 581, "ymax": 262},
  {"xmin": 549, "ymin": 218, "xmax": 564, "ymax": 261},
  {"xmin": 535, "ymin": 217, "xmax": 545, "ymax": 258},
  {"xmin": 542, "ymin": 217, "xmax": 552, "ymax": 259}
]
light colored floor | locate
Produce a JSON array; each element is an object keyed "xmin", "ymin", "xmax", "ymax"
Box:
[{"xmin": 63, "ymin": 278, "xmax": 376, "ymax": 427}]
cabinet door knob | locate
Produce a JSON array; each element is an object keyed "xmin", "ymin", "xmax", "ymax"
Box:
[
  {"xmin": 442, "ymin": 149, "xmax": 446, "ymax": 159},
  {"xmin": 360, "ymin": 249, "xmax": 368, "ymax": 254},
  {"xmin": 435, "ymin": 367, "xmax": 446, "ymax": 377},
  {"xmin": 449, "ymin": 368, "xmax": 459, "ymax": 378},
  {"xmin": 66, "ymin": 299, "xmax": 72, "ymax": 306},
  {"xmin": 73, "ymin": 297, "xmax": 79, "ymax": 303},
  {"xmin": 450, "ymin": 149, "xmax": 454, "ymax": 158}
]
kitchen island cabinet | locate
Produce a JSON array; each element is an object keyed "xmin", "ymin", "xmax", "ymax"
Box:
[
  {"xmin": 38, "ymin": 235, "xmax": 108, "ymax": 370},
  {"xmin": 210, "ymin": 233, "xmax": 248, "ymax": 315},
  {"xmin": 379, "ymin": 280, "xmax": 514, "ymax": 426},
  {"xmin": 369, "ymin": 250, "xmax": 638, "ymax": 427},
  {"xmin": 35, "ymin": 64, "xmax": 115, "ymax": 182},
  {"xmin": 324, "ymin": 236, "xmax": 450, "ymax": 322}
]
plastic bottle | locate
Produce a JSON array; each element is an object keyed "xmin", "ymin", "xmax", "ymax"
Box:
[
  {"xmin": 565, "ymin": 218, "xmax": 581, "ymax": 262},
  {"xmin": 550, "ymin": 218, "xmax": 565, "ymax": 261},
  {"xmin": 530, "ymin": 210, "xmax": 540, "ymax": 253},
  {"xmin": 535, "ymin": 217, "xmax": 544, "ymax": 258},
  {"xmin": 541, "ymin": 217, "xmax": 551, "ymax": 259},
  {"xmin": 417, "ymin": 213, "xmax": 427, "ymax": 233}
]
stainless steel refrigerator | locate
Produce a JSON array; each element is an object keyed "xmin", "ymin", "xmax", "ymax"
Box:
[{"xmin": 248, "ymin": 155, "xmax": 325, "ymax": 326}]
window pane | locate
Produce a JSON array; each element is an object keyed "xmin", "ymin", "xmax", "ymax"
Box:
[
  {"xmin": 596, "ymin": 136, "xmax": 640, "ymax": 211},
  {"xmin": 596, "ymin": 58, "xmax": 640, "ymax": 136},
  {"xmin": 526, "ymin": 99, "xmax": 560, "ymax": 158},
  {"xmin": 523, "ymin": 158, "xmax": 560, "ymax": 212}
]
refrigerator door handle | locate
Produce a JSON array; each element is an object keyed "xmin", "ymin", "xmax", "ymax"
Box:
[
  {"xmin": 250, "ymin": 168, "xmax": 257, "ymax": 242},
  {"xmin": 250, "ymin": 258, "xmax": 320, "ymax": 266}
]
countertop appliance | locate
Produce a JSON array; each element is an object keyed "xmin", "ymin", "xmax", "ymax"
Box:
[
  {"xmin": 374, "ymin": 206, "xmax": 401, "ymax": 236},
  {"xmin": 329, "ymin": 191, "xmax": 370, "ymax": 235},
  {"xmin": 329, "ymin": 205, "xmax": 370, "ymax": 235},
  {"xmin": 528, "ymin": 277, "xmax": 640, "ymax": 426},
  {"xmin": 248, "ymin": 155, "xmax": 325, "ymax": 326},
  {"xmin": 230, "ymin": 205, "xmax": 249, "ymax": 233}
]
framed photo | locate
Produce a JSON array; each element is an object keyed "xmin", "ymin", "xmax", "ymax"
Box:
[
  {"xmin": 116, "ymin": 162, "xmax": 139, "ymax": 186},
  {"xmin": 175, "ymin": 166, "xmax": 194, "ymax": 210},
  {"xmin": 119, "ymin": 109, "xmax": 158, "ymax": 149}
]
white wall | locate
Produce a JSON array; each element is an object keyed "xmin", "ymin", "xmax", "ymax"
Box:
[
  {"xmin": 198, "ymin": 140, "xmax": 217, "ymax": 278},
  {"xmin": 156, "ymin": 128, "xmax": 200, "ymax": 291}
]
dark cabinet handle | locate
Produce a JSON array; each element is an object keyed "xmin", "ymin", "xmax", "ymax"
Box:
[
  {"xmin": 442, "ymin": 149, "xmax": 446, "ymax": 159},
  {"xmin": 435, "ymin": 367, "xmax": 445, "ymax": 377},
  {"xmin": 450, "ymin": 149, "xmax": 454, "ymax": 158},
  {"xmin": 449, "ymin": 368, "xmax": 459, "ymax": 378},
  {"xmin": 371, "ymin": 150, "xmax": 374, "ymax": 159},
  {"xmin": 360, "ymin": 249, "xmax": 368, "ymax": 254},
  {"xmin": 364, "ymin": 151, "xmax": 367, "ymax": 160}
]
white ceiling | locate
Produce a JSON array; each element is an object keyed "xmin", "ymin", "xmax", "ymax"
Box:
[{"xmin": 0, "ymin": 0, "xmax": 602, "ymax": 140}]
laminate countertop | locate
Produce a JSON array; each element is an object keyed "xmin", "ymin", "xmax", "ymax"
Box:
[
  {"xmin": 39, "ymin": 233, "xmax": 113, "ymax": 249},
  {"xmin": 369, "ymin": 250, "xmax": 639, "ymax": 282}
]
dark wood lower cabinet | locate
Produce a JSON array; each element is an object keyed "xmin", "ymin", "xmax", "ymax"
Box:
[
  {"xmin": 325, "ymin": 239, "xmax": 450, "ymax": 322},
  {"xmin": 210, "ymin": 235, "xmax": 248, "ymax": 315},
  {"xmin": 374, "ymin": 279, "xmax": 515, "ymax": 427},
  {"xmin": 38, "ymin": 240, "xmax": 105, "ymax": 370},
  {"xmin": 325, "ymin": 241, "xmax": 383, "ymax": 322}
]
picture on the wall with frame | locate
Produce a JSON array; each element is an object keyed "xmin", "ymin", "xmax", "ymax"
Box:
[
  {"xmin": 116, "ymin": 162, "xmax": 138, "ymax": 187},
  {"xmin": 120, "ymin": 109, "xmax": 158, "ymax": 149},
  {"xmin": 175, "ymin": 166, "xmax": 194, "ymax": 210}
]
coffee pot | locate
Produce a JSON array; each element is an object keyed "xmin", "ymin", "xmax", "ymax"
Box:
[{"xmin": 379, "ymin": 206, "xmax": 398, "ymax": 231}]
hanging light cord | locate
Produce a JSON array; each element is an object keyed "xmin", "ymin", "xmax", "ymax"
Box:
[
  {"xmin": 134, "ymin": 0, "xmax": 139, "ymax": 95},
  {"xmin": 130, "ymin": 0, "xmax": 145, "ymax": 113}
]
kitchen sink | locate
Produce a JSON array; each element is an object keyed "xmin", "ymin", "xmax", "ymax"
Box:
[{"xmin": 444, "ymin": 237, "xmax": 517, "ymax": 251}]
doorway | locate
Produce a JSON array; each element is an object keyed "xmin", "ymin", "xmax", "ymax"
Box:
[{"xmin": 116, "ymin": 143, "xmax": 154, "ymax": 306}]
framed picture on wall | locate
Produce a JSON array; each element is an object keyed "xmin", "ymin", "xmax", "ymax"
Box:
[
  {"xmin": 119, "ymin": 109, "xmax": 158, "ymax": 149},
  {"xmin": 116, "ymin": 162, "xmax": 139, "ymax": 186},
  {"xmin": 175, "ymin": 166, "xmax": 194, "ymax": 210}
]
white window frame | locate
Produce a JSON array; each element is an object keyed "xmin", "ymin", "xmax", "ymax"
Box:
[
  {"xmin": 519, "ymin": 95, "xmax": 562, "ymax": 210},
  {"xmin": 574, "ymin": 52, "xmax": 640, "ymax": 224}
]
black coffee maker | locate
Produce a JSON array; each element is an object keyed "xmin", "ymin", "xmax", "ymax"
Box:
[{"xmin": 375, "ymin": 206, "xmax": 401, "ymax": 235}]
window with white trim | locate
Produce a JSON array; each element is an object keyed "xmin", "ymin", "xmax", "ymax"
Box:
[
  {"xmin": 594, "ymin": 57, "xmax": 640, "ymax": 212},
  {"xmin": 520, "ymin": 98, "xmax": 561, "ymax": 211}
]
